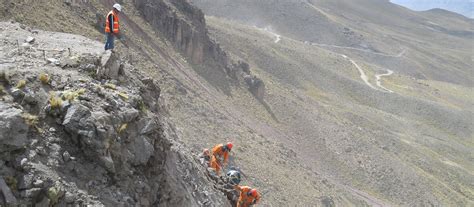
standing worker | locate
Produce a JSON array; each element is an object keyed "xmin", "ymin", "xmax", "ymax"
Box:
[
  {"xmin": 210, "ymin": 142, "xmax": 233, "ymax": 175},
  {"xmin": 234, "ymin": 185, "xmax": 261, "ymax": 207},
  {"xmin": 104, "ymin": 3, "xmax": 122, "ymax": 50}
]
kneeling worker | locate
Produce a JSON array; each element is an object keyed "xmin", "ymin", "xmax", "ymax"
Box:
[
  {"xmin": 234, "ymin": 185, "xmax": 261, "ymax": 207},
  {"xmin": 210, "ymin": 142, "xmax": 233, "ymax": 175}
]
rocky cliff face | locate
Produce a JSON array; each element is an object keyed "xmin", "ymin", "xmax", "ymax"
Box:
[
  {"xmin": 134, "ymin": 0, "xmax": 265, "ymax": 98},
  {"xmin": 0, "ymin": 21, "xmax": 229, "ymax": 206},
  {"xmin": 134, "ymin": 0, "xmax": 223, "ymax": 65}
]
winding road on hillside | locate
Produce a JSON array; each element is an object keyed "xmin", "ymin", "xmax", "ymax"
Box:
[
  {"xmin": 261, "ymin": 29, "xmax": 397, "ymax": 93},
  {"xmin": 258, "ymin": 27, "xmax": 400, "ymax": 93},
  {"xmin": 340, "ymin": 54, "xmax": 396, "ymax": 93},
  {"xmin": 254, "ymin": 24, "xmax": 397, "ymax": 206},
  {"xmin": 302, "ymin": 0, "xmax": 407, "ymax": 58},
  {"xmin": 310, "ymin": 42, "xmax": 406, "ymax": 58},
  {"xmin": 340, "ymin": 54, "xmax": 380, "ymax": 90},
  {"xmin": 376, "ymin": 69, "xmax": 394, "ymax": 93},
  {"xmin": 262, "ymin": 27, "xmax": 282, "ymax": 43}
]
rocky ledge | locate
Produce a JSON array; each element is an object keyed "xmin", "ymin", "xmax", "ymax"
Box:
[{"xmin": 0, "ymin": 21, "xmax": 229, "ymax": 206}]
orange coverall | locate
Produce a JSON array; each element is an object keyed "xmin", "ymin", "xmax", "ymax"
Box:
[
  {"xmin": 234, "ymin": 185, "xmax": 261, "ymax": 207},
  {"xmin": 210, "ymin": 144, "xmax": 229, "ymax": 175}
]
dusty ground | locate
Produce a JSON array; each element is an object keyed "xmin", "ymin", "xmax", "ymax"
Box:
[
  {"xmin": 191, "ymin": 0, "xmax": 474, "ymax": 205},
  {"xmin": 1, "ymin": 0, "xmax": 473, "ymax": 206}
]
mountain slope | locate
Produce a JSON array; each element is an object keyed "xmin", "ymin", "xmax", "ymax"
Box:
[
  {"xmin": 191, "ymin": 0, "xmax": 474, "ymax": 206},
  {"xmin": 1, "ymin": 0, "xmax": 336, "ymax": 206},
  {"xmin": 192, "ymin": 0, "xmax": 474, "ymax": 86},
  {"xmin": 391, "ymin": 0, "xmax": 474, "ymax": 18},
  {"xmin": 1, "ymin": 0, "xmax": 473, "ymax": 206}
]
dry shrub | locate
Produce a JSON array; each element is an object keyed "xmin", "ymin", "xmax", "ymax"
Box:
[
  {"xmin": 21, "ymin": 113, "xmax": 41, "ymax": 132},
  {"xmin": 104, "ymin": 83, "xmax": 116, "ymax": 90},
  {"xmin": 118, "ymin": 123, "xmax": 128, "ymax": 134},
  {"xmin": 49, "ymin": 92, "xmax": 63, "ymax": 109},
  {"xmin": 16, "ymin": 80, "xmax": 26, "ymax": 89},
  {"xmin": 118, "ymin": 92, "xmax": 129, "ymax": 100},
  {"xmin": 62, "ymin": 88, "xmax": 86, "ymax": 101},
  {"xmin": 39, "ymin": 73, "xmax": 49, "ymax": 85}
]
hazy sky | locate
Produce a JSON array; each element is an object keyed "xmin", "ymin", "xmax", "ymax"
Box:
[{"xmin": 390, "ymin": 0, "xmax": 473, "ymax": 18}]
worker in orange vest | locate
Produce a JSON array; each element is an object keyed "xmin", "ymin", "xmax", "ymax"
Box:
[
  {"xmin": 234, "ymin": 185, "xmax": 261, "ymax": 207},
  {"xmin": 210, "ymin": 142, "xmax": 233, "ymax": 175},
  {"xmin": 104, "ymin": 3, "xmax": 122, "ymax": 50}
]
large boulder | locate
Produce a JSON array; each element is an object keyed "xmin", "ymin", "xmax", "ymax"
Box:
[
  {"xmin": 62, "ymin": 104, "xmax": 95, "ymax": 137},
  {"xmin": 140, "ymin": 78, "xmax": 161, "ymax": 112},
  {"xmin": 97, "ymin": 50, "xmax": 121, "ymax": 80},
  {"xmin": 0, "ymin": 103, "xmax": 29, "ymax": 153},
  {"xmin": 120, "ymin": 108, "xmax": 139, "ymax": 123},
  {"xmin": 63, "ymin": 105, "xmax": 118, "ymax": 172},
  {"xmin": 129, "ymin": 136, "xmax": 154, "ymax": 165}
]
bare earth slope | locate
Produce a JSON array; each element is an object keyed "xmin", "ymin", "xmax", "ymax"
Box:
[
  {"xmin": 191, "ymin": 0, "xmax": 474, "ymax": 206},
  {"xmin": 1, "ymin": 0, "xmax": 473, "ymax": 206},
  {"xmin": 191, "ymin": 0, "xmax": 474, "ymax": 86}
]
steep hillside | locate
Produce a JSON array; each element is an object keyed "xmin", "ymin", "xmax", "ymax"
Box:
[
  {"xmin": 391, "ymin": 0, "xmax": 474, "ymax": 18},
  {"xmin": 203, "ymin": 16, "xmax": 473, "ymax": 206},
  {"xmin": 192, "ymin": 0, "xmax": 474, "ymax": 86},
  {"xmin": 1, "ymin": 0, "xmax": 306, "ymax": 206},
  {"xmin": 0, "ymin": 22, "xmax": 229, "ymax": 206},
  {"xmin": 1, "ymin": 0, "xmax": 473, "ymax": 206},
  {"xmin": 192, "ymin": 0, "xmax": 357, "ymax": 46},
  {"xmin": 191, "ymin": 0, "xmax": 474, "ymax": 206}
]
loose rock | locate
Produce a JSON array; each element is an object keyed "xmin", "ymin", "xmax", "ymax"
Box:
[
  {"xmin": 130, "ymin": 136, "xmax": 154, "ymax": 165},
  {"xmin": 46, "ymin": 58, "xmax": 60, "ymax": 66},
  {"xmin": 25, "ymin": 36, "xmax": 35, "ymax": 44},
  {"xmin": 0, "ymin": 103, "xmax": 29, "ymax": 152},
  {"xmin": 62, "ymin": 151, "xmax": 71, "ymax": 162},
  {"xmin": 97, "ymin": 50, "xmax": 121, "ymax": 79},
  {"xmin": 0, "ymin": 177, "xmax": 17, "ymax": 205}
]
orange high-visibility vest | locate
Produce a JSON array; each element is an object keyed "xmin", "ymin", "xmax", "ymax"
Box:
[
  {"xmin": 235, "ymin": 186, "xmax": 261, "ymax": 207},
  {"xmin": 211, "ymin": 144, "xmax": 229, "ymax": 165},
  {"xmin": 105, "ymin": 11, "xmax": 119, "ymax": 34}
]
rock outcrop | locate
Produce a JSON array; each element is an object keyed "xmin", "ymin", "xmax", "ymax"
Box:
[
  {"xmin": 135, "ymin": 0, "xmax": 220, "ymax": 65},
  {"xmin": 0, "ymin": 21, "xmax": 230, "ymax": 206},
  {"xmin": 97, "ymin": 50, "xmax": 122, "ymax": 80},
  {"xmin": 0, "ymin": 103, "xmax": 29, "ymax": 153},
  {"xmin": 244, "ymin": 75, "xmax": 265, "ymax": 100},
  {"xmin": 134, "ymin": 0, "xmax": 265, "ymax": 98}
]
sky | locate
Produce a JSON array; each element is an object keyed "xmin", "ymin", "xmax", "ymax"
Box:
[{"xmin": 390, "ymin": 0, "xmax": 474, "ymax": 18}]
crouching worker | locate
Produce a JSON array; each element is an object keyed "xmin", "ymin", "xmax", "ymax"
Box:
[
  {"xmin": 210, "ymin": 142, "xmax": 233, "ymax": 175},
  {"xmin": 234, "ymin": 185, "xmax": 261, "ymax": 207}
]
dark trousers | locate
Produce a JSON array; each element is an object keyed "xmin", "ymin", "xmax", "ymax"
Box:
[{"xmin": 104, "ymin": 33, "xmax": 115, "ymax": 50}]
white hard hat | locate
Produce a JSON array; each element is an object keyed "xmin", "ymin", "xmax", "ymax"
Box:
[{"xmin": 113, "ymin": 3, "xmax": 122, "ymax": 12}]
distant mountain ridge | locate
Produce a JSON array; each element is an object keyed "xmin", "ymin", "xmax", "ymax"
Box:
[{"xmin": 391, "ymin": 0, "xmax": 474, "ymax": 18}]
